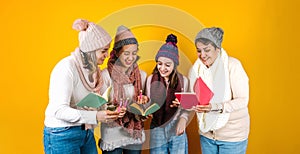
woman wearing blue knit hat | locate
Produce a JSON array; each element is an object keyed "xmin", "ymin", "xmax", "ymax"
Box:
[{"xmin": 146, "ymin": 34, "xmax": 191, "ymax": 154}]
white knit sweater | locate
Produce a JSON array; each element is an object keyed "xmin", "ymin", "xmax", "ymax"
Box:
[
  {"xmin": 44, "ymin": 56, "xmax": 97, "ymax": 128},
  {"xmin": 189, "ymin": 57, "xmax": 250, "ymax": 142}
]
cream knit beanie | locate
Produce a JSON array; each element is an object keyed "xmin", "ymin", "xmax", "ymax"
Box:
[{"xmin": 72, "ymin": 19, "xmax": 112, "ymax": 52}]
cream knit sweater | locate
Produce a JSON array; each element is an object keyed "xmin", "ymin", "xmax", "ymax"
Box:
[{"xmin": 189, "ymin": 57, "xmax": 250, "ymax": 142}]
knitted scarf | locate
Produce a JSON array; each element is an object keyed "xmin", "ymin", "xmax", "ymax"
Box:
[
  {"xmin": 150, "ymin": 72, "xmax": 183, "ymax": 128},
  {"xmin": 191, "ymin": 48, "xmax": 230, "ymax": 133},
  {"xmin": 107, "ymin": 50, "xmax": 143, "ymax": 139},
  {"xmin": 72, "ymin": 48, "xmax": 102, "ymax": 93}
]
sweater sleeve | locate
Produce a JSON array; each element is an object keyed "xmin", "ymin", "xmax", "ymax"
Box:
[
  {"xmin": 223, "ymin": 58, "xmax": 249, "ymax": 113},
  {"xmin": 48, "ymin": 58, "xmax": 97, "ymax": 125}
]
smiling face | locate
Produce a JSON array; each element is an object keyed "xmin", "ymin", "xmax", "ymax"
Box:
[
  {"xmin": 95, "ymin": 43, "xmax": 110, "ymax": 65},
  {"xmin": 196, "ymin": 41, "xmax": 220, "ymax": 68},
  {"xmin": 156, "ymin": 56, "xmax": 175, "ymax": 80},
  {"xmin": 117, "ymin": 44, "xmax": 138, "ymax": 69}
]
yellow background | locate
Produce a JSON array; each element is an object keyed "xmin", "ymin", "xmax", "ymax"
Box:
[{"xmin": 1, "ymin": 0, "xmax": 300, "ymax": 154}]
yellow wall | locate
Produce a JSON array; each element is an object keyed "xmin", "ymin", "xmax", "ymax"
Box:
[{"xmin": 1, "ymin": 0, "xmax": 300, "ymax": 153}]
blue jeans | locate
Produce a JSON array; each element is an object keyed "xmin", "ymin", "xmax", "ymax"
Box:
[
  {"xmin": 200, "ymin": 135, "xmax": 248, "ymax": 154},
  {"xmin": 43, "ymin": 126, "xmax": 97, "ymax": 154},
  {"xmin": 150, "ymin": 120, "xmax": 188, "ymax": 154}
]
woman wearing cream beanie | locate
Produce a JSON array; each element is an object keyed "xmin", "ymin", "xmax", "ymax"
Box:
[{"xmin": 43, "ymin": 19, "xmax": 126, "ymax": 154}]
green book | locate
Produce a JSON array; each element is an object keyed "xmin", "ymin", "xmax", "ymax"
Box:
[
  {"xmin": 76, "ymin": 86, "xmax": 112, "ymax": 108},
  {"xmin": 129, "ymin": 103, "xmax": 160, "ymax": 116}
]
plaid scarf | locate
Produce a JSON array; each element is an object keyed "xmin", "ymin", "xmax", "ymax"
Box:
[{"xmin": 107, "ymin": 50, "xmax": 144, "ymax": 139}]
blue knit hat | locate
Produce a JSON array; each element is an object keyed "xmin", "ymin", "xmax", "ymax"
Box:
[{"xmin": 155, "ymin": 34, "xmax": 179, "ymax": 66}]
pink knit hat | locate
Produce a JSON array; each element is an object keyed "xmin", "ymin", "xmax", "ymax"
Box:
[
  {"xmin": 72, "ymin": 19, "xmax": 112, "ymax": 52},
  {"xmin": 113, "ymin": 25, "xmax": 138, "ymax": 50}
]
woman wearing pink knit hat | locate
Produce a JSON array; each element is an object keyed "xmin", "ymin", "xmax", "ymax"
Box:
[
  {"xmin": 98, "ymin": 25, "xmax": 149, "ymax": 154},
  {"xmin": 43, "ymin": 19, "xmax": 126, "ymax": 154}
]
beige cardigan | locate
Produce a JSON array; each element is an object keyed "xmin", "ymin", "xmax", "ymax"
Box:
[{"xmin": 189, "ymin": 57, "xmax": 250, "ymax": 142}]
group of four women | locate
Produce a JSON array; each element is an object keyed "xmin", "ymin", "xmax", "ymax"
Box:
[{"xmin": 43, "ymin": 19, "xmax": 250, "ymax": 154}]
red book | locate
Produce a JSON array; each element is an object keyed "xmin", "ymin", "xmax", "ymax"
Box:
[{"xmin": 175, "ymin": 77, "xmax": 214, "ymax": 109}]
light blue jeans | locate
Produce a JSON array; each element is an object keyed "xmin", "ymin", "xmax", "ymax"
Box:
[
  {"xmin": 43, "ymin": 126, "xmax": 97, "ymax": 154},
  {"xmin": 200, "ymin": 135, "xmax": 248, "ymax": 154},
  {"xmin": 150, "ymin": 120, "xmax": 188, "ymax": 154}
]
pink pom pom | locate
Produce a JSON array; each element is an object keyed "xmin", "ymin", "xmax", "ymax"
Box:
[{"xmin": 72, "ymin": 19, "xmax": 89, "ymax": 31}]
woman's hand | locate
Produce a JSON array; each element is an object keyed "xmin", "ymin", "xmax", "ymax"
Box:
[
  {"xmin": 170, "ymin": 98, "xmax": 180, "ymax": 108},
  {"xmin": 176, "ymin": 117, "xmax": 187, "ymax": 136},
  {"xmin": 140, "ymin": 114, "xmax": 153, "ymax": 122},
  {"xmin": 192, "ymin": 104, "xmax": 212, "ymax": 113},
  {"xmin": 96, "ymin": 110, "xmax": 120, "ymax": 123},
  {"xmin": 83, "ymin": 106, "xmax": 97, "ymax": 111},
  {"xmin": 137, "ymin": 95, "xmax": 149, "ymax": 104},
  {"xmin": 117, "ymin": 106, "xmax": 127, "ymax": 118}
]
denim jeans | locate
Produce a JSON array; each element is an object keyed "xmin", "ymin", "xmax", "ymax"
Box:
[
  {"xmin": 150, "ymin": 120, "xmax": 188, "ymax": 154},
  {"xmin": 200, "ymin": 135, "xmax": 248, "ymax": 154},
  {"xmin": 43, "ymin": 126, "xmax": 97, "ymax": 154}
]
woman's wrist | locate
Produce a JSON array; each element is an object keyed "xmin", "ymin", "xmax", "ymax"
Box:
[{"xmin": 210, "ymin": 103, "xmax": 223, "ymax": 113}]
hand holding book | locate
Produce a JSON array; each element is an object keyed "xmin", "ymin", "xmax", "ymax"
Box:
[
  {"xmin": 129, "ymin": 102, "xmax": 160, "ymax": 116},
  {"xmin": 128, "ymin": 90, "xmax": 160, "ymax": 116},
  {"xmin": 76, "ymin": 86, "xmax": 112, "ymax": 109},
  {"xmin": 175, "ymin": 77, "xmax": 214, "ymax": 109},
  {"xmin": 170, "ymin": 98, "xmax": 180, "ymax": 108},
  {"xmin": 136, "ymin": 90, "xmax": 149, "ymax": 104},
  {"xmin": 96, "ymin": 110, "xmax": 120, "ymax": 123}
]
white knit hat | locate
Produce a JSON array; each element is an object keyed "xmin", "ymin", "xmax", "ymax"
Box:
[{"xmin": 72, "ymin": 19, "xmax": 112, "ymax": 52}]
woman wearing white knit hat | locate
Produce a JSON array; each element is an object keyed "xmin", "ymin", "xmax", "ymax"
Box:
[
  {"xmin": 189, "ymin": 27, "xmax": 250, "ymax": 154},
  {"xmin": 43, "ymin": 19, "xmax": 126, "ymax": 154}
]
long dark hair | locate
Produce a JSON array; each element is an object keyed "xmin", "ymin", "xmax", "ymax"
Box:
[{"xmin": 152, "ymin": 66, "xmax": 179, "ymax": 89}]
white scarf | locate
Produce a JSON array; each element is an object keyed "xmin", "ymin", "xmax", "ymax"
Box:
[{"xmin": 191, "ymin": 48, "xmax": 231, "ymax": 133}]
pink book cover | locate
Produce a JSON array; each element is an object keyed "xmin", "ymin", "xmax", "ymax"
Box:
[
  {"xmin": 193, "ymin": 77, "xmax": 214, "ymax": 105},
  {"xmin": 175, "ymin": 77, "xmax": 214, "ymax": 109},
  {"xmin": 175, "ymin": 92, "xmax": 199, "ymax": 109}
]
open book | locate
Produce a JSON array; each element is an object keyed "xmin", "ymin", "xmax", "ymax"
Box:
[
  {"xmin": 76, "ymin": 86, "xmax": 112, "ymax": 108},
  {"xmin": 129, "ymin": 103, "xmax": 160, "ymax": 116},
  {"xmin": 175, "ymin": 77, "xmax": 214, "ymax": 109}
]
